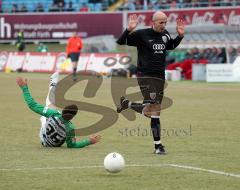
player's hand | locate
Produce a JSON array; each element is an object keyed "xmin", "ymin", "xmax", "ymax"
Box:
[
  {"xmin": 16, "ymin": 77, "xmax": 28, "ymax": 87},
  {"xmin": 176, "ymin": 19, "xmax": 185, "ymax": 38},
  {"xmin": 90, "ymin": 134, "xmax": 101, "ymax": 144},
  {"xmin": 127, "ymin": 14, "xmax": 138, "ymax": 32}
]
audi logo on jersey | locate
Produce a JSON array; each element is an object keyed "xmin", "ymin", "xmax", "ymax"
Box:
[{"xmin": 152, "ymin": 44, "xmax": 165, "ymax": 50}]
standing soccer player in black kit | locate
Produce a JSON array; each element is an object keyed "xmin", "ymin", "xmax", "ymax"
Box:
[{"xmin": 116, "ymin": 11, "xmax": 185, "ymax": 155}]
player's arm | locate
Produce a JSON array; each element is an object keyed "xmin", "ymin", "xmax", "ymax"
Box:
[
  {"xmin": 166, "ymin": 19, "xmax": 185, "ymax": 50},
  {"xmin": 117, "ymin": 14, "xmax": 139, "ymax": 46},
  {"xmin": 16, "ymin": 77, "xmax": 58, "ymax": 118},
  {"xmin": 166, "ymin": 19, "xmax": 184, "ymax": 50},
  {"xmin": 66, "ymin": 123, "xmax": 101, "ymax": 148},
  {"xmin": 166, "ymin": 35, "xmax": 184, "ymax": 50},
  {"xmin": 116, "ymin": 30, "xmax": 140, "ymax": 46}
]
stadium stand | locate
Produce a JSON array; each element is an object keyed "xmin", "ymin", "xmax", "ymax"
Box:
[
  {"xmin": 119, "ymin": 0, "xmax": 240, "ymax": 11},
  {"xmin": 1, "ymin": 0, "xmax": 240, "ymax": 12},
  {"xmin": 165, "ymin": 24, "xmax": 240, "ymax": 50},
  {"xmin": 1, "ymin": 0, "xmax": 118, "ymax": 12}
]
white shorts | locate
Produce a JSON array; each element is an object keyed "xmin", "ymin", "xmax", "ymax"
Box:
[{"xmin": 39, "ymin": 116, "xmax": 47, "ymax": 146}]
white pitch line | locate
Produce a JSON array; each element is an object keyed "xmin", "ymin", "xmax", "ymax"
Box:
[
  {"xmin": 0, "ymin": 164, "xmax": 239, "ymax": 178},
  {"xmin": 0, "ymin": 165, "xmax": 102, "ymax": 171},
  {"xmin": 168, "ymin": 164, "xmax": 240, "ymax": 178}
]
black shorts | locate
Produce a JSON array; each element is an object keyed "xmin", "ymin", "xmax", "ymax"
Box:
[
  {"xmin": 137, "ymin": 73, "xmax": 165, "ymax": 104},
  {"xmin": 69, "ymin": 52, "xmax": 80, "ymax": 62}
]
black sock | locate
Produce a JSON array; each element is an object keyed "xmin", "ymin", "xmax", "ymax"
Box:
[
  {"xmin": 130, "ymin": 102, "xmax": 145, "ymax": 114},
  {"xmin": 73, "ymin": 68, "xmax": 77, "ymax": 75},
  {"xmin": 151, "ymin": 117, "xmax": 161, "ymax": 149}
]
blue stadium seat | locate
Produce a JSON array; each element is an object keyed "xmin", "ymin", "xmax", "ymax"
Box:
[{"xmin": 94, "ymin": 3, "xmax": 103, "ymax": 11}]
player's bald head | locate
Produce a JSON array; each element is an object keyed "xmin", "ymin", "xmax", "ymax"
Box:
[
  {"xmin": 152, "ymin": 11, "xmax": 168, "ymax": 33},
  {"xmin": 152, "ymin": 11, "xmax": 167, "ymax": 22}
]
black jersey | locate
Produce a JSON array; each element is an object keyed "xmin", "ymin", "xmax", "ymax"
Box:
[{"xmin": 117, "ymin": 28, "xmax": 183, "ymax": 77}]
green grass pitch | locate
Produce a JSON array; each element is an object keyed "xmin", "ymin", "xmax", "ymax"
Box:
[{"xmin": 0, "ymin": 72, "xmax": 239, "ymax": 190}]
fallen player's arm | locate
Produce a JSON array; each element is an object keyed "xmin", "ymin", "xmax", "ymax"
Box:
[
  {"xmin": 66, "ymin": 123, "xmax": 101, "ymax": 148},
  {"xmin": 66, "ymin": 134, "xmax": 101, "ymax": 148},
  {"xmin": 18, "ymin": 83, "xmax": 59, "ymax": 118}
]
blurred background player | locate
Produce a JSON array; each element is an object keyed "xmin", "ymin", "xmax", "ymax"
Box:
[
  {"xmin": 16, "ymin": 30, "xmax": 25, "ymax": 52},
  {"xmin": 37, "ymin": 42, "xmax": 48, "ymax": 52},
  {"xmin": 16, "ymin": 73, "xmax": 101, "ymax": 148},
  {"xmin": 117, "ymin": 12, "xmax": 184, "ymax": 155},
  {"xmin": 66, "ymin": 32, "xmax": 83, "ymax": 81}
]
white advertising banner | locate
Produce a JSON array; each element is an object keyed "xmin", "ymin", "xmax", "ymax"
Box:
[
  {"xmin": 206, "ymin": 64, "xmax": 234, "ymax": 82},
  {"xmin": 232, "ymin": 56, "xmax": 240, "ymax": 82},
  {"xmin": 3, "ymin": 52, "xmax": 129, "ymax": 74}
]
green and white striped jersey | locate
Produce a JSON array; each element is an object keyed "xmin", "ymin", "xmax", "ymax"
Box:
[{"xmin": 21, "ymin": 85, "xmax": 91, "ymax": 148}]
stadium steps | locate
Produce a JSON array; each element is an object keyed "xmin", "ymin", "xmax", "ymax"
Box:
[{"xmin": 108, "ymin": 0, "xmax": 126, "ymax": 11}]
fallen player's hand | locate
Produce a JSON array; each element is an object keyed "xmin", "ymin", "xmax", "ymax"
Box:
[
  {"xmin": 90, "ymin": 134, "xmax": 101, "ymax": 144},
  {"xmin": 16, "ymin": 77, "xmax": 28, "ymax": 87}
]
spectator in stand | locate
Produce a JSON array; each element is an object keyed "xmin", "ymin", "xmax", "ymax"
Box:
[
  {"xmin": 158, "ymin": 0, "xmax": 170, "ymax": 9},
  {"xmin": 19, "ymin": 3, "xmax": 28, "ymax": 12},
  {"xmin": 196, "ymin": 48, "xmax": 205, "ymax": 60},
  {"xmin": 228, "ymin": 47, "xmax": 237, "ymax": 64},
  {"xmin": 199, "ymin": 0, "xmax": 209, "ymax": 7},
  {"xmin": 53, "ymin": 0, "xmax": 65, "ymax": 8},
  {"xmin": 192, "ymin": 0, "xmax": 201, "ymax": 7},
  {"xmin": 11, "ymin": 4, "xmax": 18, "ymax": 13},
  {"xmin": 220, "ymin": 0, "xmax": 231, "ymax": 6},
  {"xmin": 208, "ymin": 47, "xmax": 217, "ymax": 61},
  {"xmin": 49, "ymin": 0, "xmax": 65, "ymax": 11},
  {"xmin": 135, "ymin": 0, "xmax": 142, "ymax": 10},
  {"xmin": 184, "ymin": 47, "xmax": 200, "ymax": 60},
  {"xmin": 65, "ymin": 0, "xmax": 74, "ymax": 11},
  {"xmin": 0, "ymin": 1, "xmax": 2, "ymax": 13},
  {"xmin": 80, "ymin": 3, "xmax": 89, "ymax": 12},
  {"xmin": 210, "ymin": 0, "xmax": 219, "ymax": 7},
  {"xmin": 123, "ymin": 0, "xmax": 136, "ymax": 10},
  {"xmin": 49, "ymin": 2, "xmax": 59, "ymax": 12},
  {"xmin": 232, "ymin": 47, "xmax": 240, "ymax": 63},
  {"xmin": 58, "ymin": 1, "xmax": 65, "ymax": 11},
  {"xmin": 236, "ymin": 46, "xmax": 240, "ymax": 57},
  {"xmin": 35, "ymin": 3, "xmax": 44, "ymax": 12},
  {"xmin": 148, "ymin": 1, "xmax": 159, "ymax": 10},
  {"xmin": 210, "ymin": 47, "xmax": 226, "ymax": 63},
  {"xmin": 170, "ymin": 0, "xmax": 177, "ymax": 9},
  {"xmin": 218, "ymin": 47, "xmax": 227, "ymax": 63},
  {"xmin": 202, "ymin": 48, "xmax": 213, "ymax": 60}
]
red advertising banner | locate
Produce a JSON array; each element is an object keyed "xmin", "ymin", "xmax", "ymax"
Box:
[
  {"xmin": 127, "ymin": 7, "xmax": 240, "ymax": 27},
  {"xmin": 0, "ymin": 12, "xmax": 122, "ymax": 41},
  {"xmin": 0, "ymin": 7, "xmax": 239, "ymax": 42}
]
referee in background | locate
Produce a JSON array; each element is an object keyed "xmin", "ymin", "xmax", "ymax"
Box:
[
  {"xmin": 116, "ymin": 11, "xmax": 185, "ymax": 154},
  {"xmin": 66, "ymin": 32, "xmax": 83, "ymax": 81}
]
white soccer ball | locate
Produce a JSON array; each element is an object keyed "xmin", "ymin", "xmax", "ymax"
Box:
[{"xmin": 104, "ymin": 152, "xmax": 125, "ymax": 173}]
